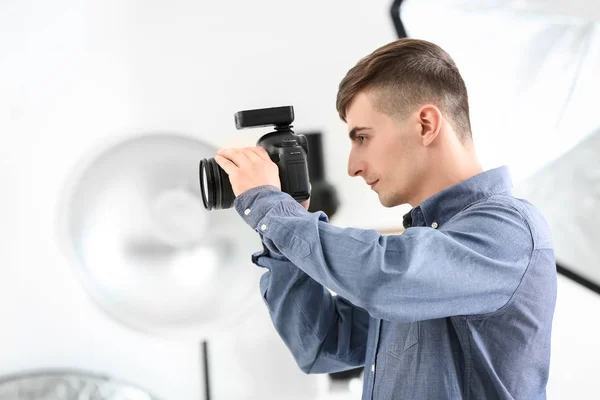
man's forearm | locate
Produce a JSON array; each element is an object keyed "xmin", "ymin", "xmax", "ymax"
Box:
[{"xmin": 253, "ymin": 248, "xmax": 368, "ymax": 373}]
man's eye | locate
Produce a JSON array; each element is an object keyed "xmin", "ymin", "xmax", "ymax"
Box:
[{"xmin": 357, "ymin": 136, "xmax": 366, "ymax": 144}]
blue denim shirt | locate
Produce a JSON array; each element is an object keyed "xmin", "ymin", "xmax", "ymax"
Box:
[{"xmin": 234, "ymin": 166, "xmax": 557, "ymax": 400}]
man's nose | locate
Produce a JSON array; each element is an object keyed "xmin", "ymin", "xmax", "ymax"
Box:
[{"xmin": 347, "ymin": 154, "xmax": 364, "ymax": 177}]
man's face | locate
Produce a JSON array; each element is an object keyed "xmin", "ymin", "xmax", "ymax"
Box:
[{"xmin": 345, "ymin": 91, "xmax": 423, "ymax": 207}]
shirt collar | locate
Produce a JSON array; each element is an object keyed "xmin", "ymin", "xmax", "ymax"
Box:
[{"xmin": 402, "ymin": 166, "xmax": 513, "ymax": 229}]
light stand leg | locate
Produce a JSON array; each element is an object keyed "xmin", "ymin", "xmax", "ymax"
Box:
[{"xmin": 202, "ymin": 340, "xmax": 211, "ymax": 400}]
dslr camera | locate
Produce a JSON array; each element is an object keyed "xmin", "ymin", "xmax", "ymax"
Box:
[{"xmin": 199, "ymin": 106, "xmax": 311, "ymax": 210}]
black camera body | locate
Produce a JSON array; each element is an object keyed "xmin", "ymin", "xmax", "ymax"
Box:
[
  {"xmin": 238, "ymin": 106, "xmax": 311, "ymax": 202},
  {"xmin": 199, "ymin": 106, "xmax": 311, "ymax": 210}
]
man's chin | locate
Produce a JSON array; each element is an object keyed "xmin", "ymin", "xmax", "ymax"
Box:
[
  {"xmin": 378, "ymin": 194, "xmax": 404, "ymax": 208},
  {"xmin": 378, "ymin": 195, "xmax": 395, "ymax": 208}
]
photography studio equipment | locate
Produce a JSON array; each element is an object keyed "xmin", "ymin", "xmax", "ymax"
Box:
[
  {"xmin": 303, "ymin": 132, "xmax": 340, "ymax": 218},
  {"xmin": 0, "ymin": 370, "xmax": 161, "ymax": 400},
  {"xmin": 199, "ymin": 106, "xmax": 311, "ymax": 210},
  {"xmin": 56, "ymin": 133, "xmax": 265, "ymax": 400}
]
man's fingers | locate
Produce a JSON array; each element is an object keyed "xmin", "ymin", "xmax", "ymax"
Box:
[
  {"xmin": 250, "ymin": 146, "xmax": 271, "ymax": 161},
  {"xmin": 217, "ymin": 148, "xmax": 250, "ymax": 167},
  {"xmin": 244, "ymin": 148, "xmax": 264, "ymax": 163},
  {"xmin": 214, "ymin": 155, "xmax": 237, "ymax": 175},
  {"xmin": 217, "ymin": 147, "xmax": 275, "ymax": 173}
]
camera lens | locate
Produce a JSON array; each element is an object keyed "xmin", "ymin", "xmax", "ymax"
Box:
[{"xmin": 199, "ymin": 158, "xmax": 235, "ymax": 210}]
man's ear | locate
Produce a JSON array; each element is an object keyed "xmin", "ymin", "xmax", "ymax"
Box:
[{"xmin": 418, "ymin": 104, "xmax": 442, "ymax": 147}]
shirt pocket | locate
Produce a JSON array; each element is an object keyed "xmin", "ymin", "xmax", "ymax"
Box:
[{"xmin": 385, "ymin": 321, "xmax": 420, "ymax": 359}]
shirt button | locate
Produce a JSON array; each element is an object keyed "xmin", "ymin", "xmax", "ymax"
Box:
[
  {"xmin": 371, "ymin": 364, "xmax": 375, "ymax": 373},
  {"xmin": 244, "ymin": 208, "xmax": 251, "ymax": 215},
  {"xmin": 431, "ymin": 221, "xmax": 439, "ymax": 229},
  {"xmin": 260, "ymin": 224, "xmax": 267, "ymax": 231}
]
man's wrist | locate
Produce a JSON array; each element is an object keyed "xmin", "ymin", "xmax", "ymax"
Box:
[{"xmin": 233, "ymin": 185, "xmax": 285, "ymax": 229}]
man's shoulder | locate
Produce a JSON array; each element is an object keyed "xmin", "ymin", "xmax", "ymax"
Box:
[{"xmin": 471, "ymin": 194, "xmax": 554, "ymax": 251}]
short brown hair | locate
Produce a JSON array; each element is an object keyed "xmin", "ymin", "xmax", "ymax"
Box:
[{"xmin": 336, "ymin": 38, "xmax": 472, "ymax": 142}]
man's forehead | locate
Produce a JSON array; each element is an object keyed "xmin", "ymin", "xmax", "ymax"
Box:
[
  {"xmin": 348, "ymin": 90, "xmax": 385, "ymax": 118},
  {"xmin": 346, "ymin": 100, "xmax": 378, "ymax": 130},
  {"xmin": 346, "ymin": 92, "xmax": 374, "ymax": 114}
]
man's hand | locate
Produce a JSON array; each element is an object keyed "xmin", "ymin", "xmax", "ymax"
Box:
[
  {"xmin": 300, "ymin": 197, "xmax": 310, "ymax": 211},
  {"xmin": 215, "ymin": 146, "xmax": 281, "ymax": 197}
]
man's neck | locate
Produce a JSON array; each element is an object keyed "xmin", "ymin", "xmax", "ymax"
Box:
[{"xmin": 409, "ymin": 145, "xmax": 483, "ymax": 207}]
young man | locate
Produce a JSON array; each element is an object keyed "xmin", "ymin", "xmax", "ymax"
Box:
[{"xmin": 215, "ymin": 38, "xmax": 557, "ymax": 400}]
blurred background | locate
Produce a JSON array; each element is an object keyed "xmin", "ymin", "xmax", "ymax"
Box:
[{"xmin": 1, "ymin": 0, "xmax": 599, "ymax": 399}]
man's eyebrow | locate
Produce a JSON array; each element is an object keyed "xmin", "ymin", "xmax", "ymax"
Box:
[{"xmin": 349, "ymin": 126, "xmax": 371, "ymax": 140}]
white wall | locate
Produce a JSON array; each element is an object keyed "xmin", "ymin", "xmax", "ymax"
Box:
[
  {"xmin": 1, "ymin": 1, "xmax": 599, "ymax": 399},
  {"xmin": 549, "ymin": 276, "xmax": 600, "ymax": 400}
]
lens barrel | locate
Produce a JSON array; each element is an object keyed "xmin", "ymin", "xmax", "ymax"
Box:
[{"xmin": 199, "ymin": 158, "xmax": 235, "ymax": 210}]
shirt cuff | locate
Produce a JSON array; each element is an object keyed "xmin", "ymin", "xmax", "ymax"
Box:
[
  {"xmin": 233, "ymin": 185, "xmax": 297, "ymax": 230},
  {"xmin": 235, "ymin": 185, "xmax": 310, "ymax": 260}
]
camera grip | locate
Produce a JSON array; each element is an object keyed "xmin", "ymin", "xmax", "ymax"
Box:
[{"xmin": 277, "ymin": 151, "xmax": 310, "ymax": 202}]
